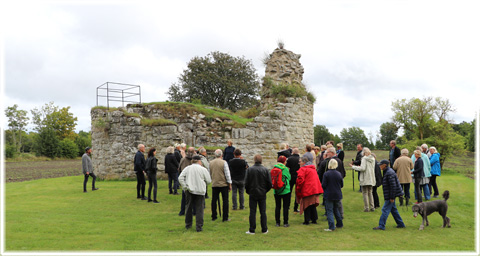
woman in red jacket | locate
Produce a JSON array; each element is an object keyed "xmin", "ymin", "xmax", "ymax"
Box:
[{"xmin": 296, "ymin": 155, "xmax": 324, "ymax": 225}]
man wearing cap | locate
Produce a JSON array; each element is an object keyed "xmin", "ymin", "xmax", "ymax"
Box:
[
  {"xmin": 373, "ymin": 160, "xmax": 405, "ymax": 230},
  {"xmin": 82, "ymin": 147, "xmax": 99, "ymax": 193},
  {"xmin": 178, "ymin": 155, "xmax": 212, "ymax": 232}
]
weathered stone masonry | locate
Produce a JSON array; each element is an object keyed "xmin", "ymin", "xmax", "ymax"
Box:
[{"xmin": 91, "ymin": 48, "xmax": 314, "ymax": 179}]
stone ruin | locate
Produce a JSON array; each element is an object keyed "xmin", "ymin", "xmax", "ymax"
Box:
[{"xmin": 91, "ymin": 47, "xmax": 314, "ymax": 179}]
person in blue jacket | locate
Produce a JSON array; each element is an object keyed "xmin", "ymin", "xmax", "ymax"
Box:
[
  {"xmin": 322, "ymin": 159, "xmax": 344, "ymax": 231},
  {"xmin": 429, "ymin": 147, "xmax": 441, "ymax": 198}
]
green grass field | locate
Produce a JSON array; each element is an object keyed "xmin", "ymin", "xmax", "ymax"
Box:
[{"xmin": 5, "ymin": 159, "xmax": 477, "ymax": 253}]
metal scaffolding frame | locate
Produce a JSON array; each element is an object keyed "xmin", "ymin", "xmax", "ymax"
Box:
[{"xmin": 96, "ymin": 82, "xmax": 141, "ymax": 109}]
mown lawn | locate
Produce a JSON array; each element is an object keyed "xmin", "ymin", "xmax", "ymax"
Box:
[{"xmin": 4, "ymin": 166, "xmax": 476, "ymax": 253}]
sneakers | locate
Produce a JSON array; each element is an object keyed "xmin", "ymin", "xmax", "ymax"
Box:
[
  {"xmin": 92, "ymin": 188, "xmax": 99, "ymax": 191},
  {"xmin": 370, "ymin": 208, "xmax": 375, "ymax": 212},
  {"xmin": 275, "ymin": 223, "xmax": 280, "ymax": 227},
  {"xmin": 245, "ymin": 231, "xmax": 255, "ymax": 235},
  {"xmin": 372, "ymin": 226, "xmax": 385, "ymax": 230},
  {"xmin": 396, "ymin": 225, "xmax": 406, "ymax": 228},
  {"xmin": 284, "ymin": 224, "xmax": 290, "ymax": 227},
  {"xmin": 324, "ymin": 229, "xmax": 334, "ymax": 232},
  {"xmin": 262, "ymin": 230, "xmax": 268, "ymax": 234}
]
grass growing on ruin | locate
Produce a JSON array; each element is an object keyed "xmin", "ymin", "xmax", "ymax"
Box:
[
  {"xmin": 4, "ymin": 168, "xmax": 475, "ymax": 252},
  {"xmin": 262, "ymin": 76, "xmax": 316, "ymax": 103},
  {"xmin": 140, "ymin": 118, "xmax": 177, "ymax": 126},
  {"xmin": 142, "ymin": 101, "xmax": 254, "ymax": 127}
]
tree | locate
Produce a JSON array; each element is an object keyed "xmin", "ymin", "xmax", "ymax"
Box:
[
  {"xmin": 340, "ymin": 127, "xmax": 370, "ymax": 150},
  {"xmin": 392, "ymin": 97, "xmax": 456, "ymax": 141},
  {"xmin": 314, "ymin": 125, "xmax": 335, "ymax": 145},
  {"xmin": 5, "ymin": 104, "xmax": 29, "ymax": 152},
  {"xmin": 34, "ymin": 128, "xmax": 60, "ymax": 158},
  {"xmin": 31, "ymin": 102, "xmax": 78, "ymax": 140},
  {"xmin": 59, "ymin": 138, "xmax": 78, "ymax": 159},
  {"xmin": 378, "ymin": 122, "xmax": 399, "ymax": 150},
  {"xmin": 167, "ymin": 51, "xmax": 260, "ymax": 112},
  {"xmin": 75, "ymin": 131, "xmax": 92, "ymax": 156}
]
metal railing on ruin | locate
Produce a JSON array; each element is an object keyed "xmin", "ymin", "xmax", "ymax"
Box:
[{"xmin": 96, "ymin": 82, "xmax": 141, "ymax": 109}]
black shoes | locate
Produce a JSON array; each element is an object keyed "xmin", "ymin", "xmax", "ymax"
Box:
[
  {"xmin": 153, "ymin": 200, "xmax": 159, "ymax": 203},
  {"xmin": 141, "ymin": 197, "xmax": 147, "ymax": 200},
  {"xmin": 92, "ymin": 188, "xmax": 99, "ymax": 191}
]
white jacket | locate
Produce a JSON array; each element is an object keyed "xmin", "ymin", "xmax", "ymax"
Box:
[
  {"xmin": 352, "ymin": 155, "xmax": 376, "ymax": 186},
  {"xmin": 178, "ymin": 163, "xmax": 212, "ymax": 195}
]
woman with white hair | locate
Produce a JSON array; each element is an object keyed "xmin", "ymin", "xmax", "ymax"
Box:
[
  {"xmin": 165, "ymin": 146, "xmax": 180, "ymax": 195},
  {"xmin": 349, "ymin": 147, "xmax": 376, "ymax": 212},
  {"xmin": 429, "ymin": 147, "xmax": 441, "ymax": 198}
]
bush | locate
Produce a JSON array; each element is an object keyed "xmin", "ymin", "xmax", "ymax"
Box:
[
  {"xmin": 35, "ymin": 128, "xmax": 60, "ymax": 158},
  {"xmin": 5, "ymin": 144, "xmax": 17, "ymax": 158},
  {"xmin": 263, "ymin": 77, "xmax": 316, "ymax": 103},
  {"xmin": 59, "ymin": 138, "xmax": 78, "ymax": 159}
]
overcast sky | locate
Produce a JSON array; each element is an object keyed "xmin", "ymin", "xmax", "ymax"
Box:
[{"xmin": 2, "ymin": 0, "xmax": 479, "ymax": 141}]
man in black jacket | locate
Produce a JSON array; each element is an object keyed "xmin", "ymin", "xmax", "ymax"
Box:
[
  {"xmin": 244, "ymin": 154, "xmax": 272, "ymax": 234},
  {"xmin": 228, "ymin": 149, "xmax": 248, "ymax": 210},
  {"xmin": 373, "ymin": 160, "xmax": 405, "ymax": 230},
  {"xmin": 352, "ymin": 144, "xmax": 363, "ymax": 192},
  {"xmin": 389, "ymin": 140, "xmax": 401, "ymax": 168},
  {"xmin": 286, "ymin": 148, "xmax": 300, "ymax": 212},
  {"xmin": 134, "ymin": 144, "xmax": 147, "ymax": 200}
]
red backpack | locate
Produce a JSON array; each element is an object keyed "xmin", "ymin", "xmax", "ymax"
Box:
[{"xmin": 271, "ymin": 167, "xmax": 285, "ymax": 190}]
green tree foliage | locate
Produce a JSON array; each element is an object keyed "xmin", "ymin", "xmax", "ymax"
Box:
[
  {"xmin": 34, "ymin": 128, "xmax": 60, "ymax": 158},
  {"xmin": 466, "ymin": 118, "xmax": 476, "ymax": 152},
  {"xmin": 59, "ymin": 138, "xmax": 78, "ymax": 159},
  {"xmin": 75, "ymin": 131, "xmax": 92, "ymax": 156},
  {"xmin": 378, "ymin": 122, "xmax": 399, "ymax": 150},
  {"xmin": 392, "ymin": 97, "xmax": 466, "ymax": 167},
  {"xmin": 4, "ymin": 104, "xmax": 29, "ymax": 152},
  {"xmin": 391, "ymin": 97, "xmax": 436, "ymax": 140},
  {"xmin": 314, "ymin": 125, "xmax": 335, "ymax": 145},
  {"xmin": 31, "ymin": 102, "xmax": 78, "ymax": 140},
  {"xmin": 340, "ymin": 127, "xmax": 371, "ymax": 150},
  {"xmin": 167, "ymin": 51, "xmax": 260, "ymax": 112}
]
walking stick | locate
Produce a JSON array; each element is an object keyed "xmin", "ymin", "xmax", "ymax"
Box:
[{"xmin": 352, "ymin": 169, "xmax": 355, "ymax": 192}]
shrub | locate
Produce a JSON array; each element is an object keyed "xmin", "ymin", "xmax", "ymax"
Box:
[
  {"xmin": 5, "ymin": 144, "xmax": 16, "ymax": 158},
  {"xmin": 59, "ymin": 138, "xmax": 79, "ymax": 159},
  {"xmin": 262, "ymin": 77, "xmax": 316, "ymax": 103}
]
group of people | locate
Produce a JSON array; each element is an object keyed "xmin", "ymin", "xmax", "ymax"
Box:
[{"xmin": 81, "ymin": 139, "xmax": 442, "ymax": 233}]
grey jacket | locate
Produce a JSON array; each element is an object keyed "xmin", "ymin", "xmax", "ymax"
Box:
[{"xmin": 82, "ymin": 153, "xmax": 93, "ymax": 174}]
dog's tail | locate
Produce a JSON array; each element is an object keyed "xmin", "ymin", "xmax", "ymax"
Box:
[{"xmin": 443, "ymin": 190, "xmax": 450, "ymax": 201}]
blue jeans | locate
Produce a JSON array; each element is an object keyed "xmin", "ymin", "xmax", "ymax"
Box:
[
  {"xmin": 325, "ymin": 199, "xmax": 343, "ymax": 230},
  {"xmin": 378, "ymin": 199, "xmax": 405, "ymax": 230}
]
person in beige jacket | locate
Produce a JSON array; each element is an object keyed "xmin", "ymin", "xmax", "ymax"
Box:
[
  {"xmin": 350, "ymin": 147, "xmax": 376, "ymax": 212},
  {"xmin": 392, "ymin": 148, "xmax": 414, "ymax": 206}
]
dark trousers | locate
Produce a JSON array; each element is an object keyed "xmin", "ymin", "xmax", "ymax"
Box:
[
  {"xmin": 414, "ymin": 177, "xmax": 422, "ymax": 203},
  {"xmin": 185, "ymin": 190, "xmax": 205, "ymax": 232},
  {"xmin": 136, "ymin": 172, "xmax": 146, "ymax": 198},
  {"xmin": 429, "ymin": 175, "xmax": 439, "ymax": 196},
  {"xmin": 401, "ymin": 183, "xmax": 411, "ymax": 199},
  {"xmin": 147, "ymin": 173, "xmax": 157, "ymax": 201},
  {"xmin": 231, "ymin": 180, "xmax": 245, "ymax": 210},
  {"xmin": 167, "ymin": 172, "xmax": 179, "ymax": 194},
  {"xmin": 274, "ymin": 193, "xmax": 291, "ymax": 225},
  {"xmin": 290, "ymin": 181, "xmax": 298, "ymax": 211},
  {"xmin": 211, "ymin": 186, "xmax": 229, "ymax": 221},
  {"xmin": 372, "ymin": 186, "xmax": 380, "ymax": 208},
  {"xmin": 249, "ymin": 196, "xmax": 267, "ymax": 233},
  {"xmin": 303, "ymin": 204, "xmax": 318, "ymax": 224},
  {"xmin": 83, "ymin": 172, "xmax": 96, "ymax": 191}
]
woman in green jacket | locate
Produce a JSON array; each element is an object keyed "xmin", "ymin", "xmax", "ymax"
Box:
[{"xmin": 272, "ymin": 155, "xmax": 291, "ymax": 227}]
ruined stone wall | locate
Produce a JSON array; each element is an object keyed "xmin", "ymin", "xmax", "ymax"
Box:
[{"xmin": 91, "ymin": 48, "xmax": 314, "ymax": 179}]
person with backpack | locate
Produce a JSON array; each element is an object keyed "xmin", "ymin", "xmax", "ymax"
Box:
[{"xmin": 271, "ymin": 155, "xmax": 291, "ymax": 227}]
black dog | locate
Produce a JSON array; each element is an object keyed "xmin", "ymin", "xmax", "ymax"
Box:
[{"xmin": 412, "ymin": 190, "xmax": 451, "ymax": 230}]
